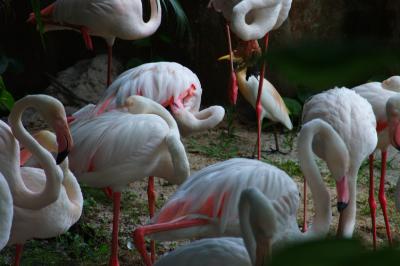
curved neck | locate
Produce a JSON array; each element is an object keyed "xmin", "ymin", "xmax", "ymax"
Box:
[
  {"xmin": 60, "ymin": 161, "xmax": 83, "ymax": 217},
  {"xmin": 7, "ymin": 96, "xmax": 62, "ymax": 209},
  {"xmin": 298, "ymin": 119, "xmax": 337, "ymax": 238},
  {"xmin": 131, "ymin": 0, "xmax": 162, "ymax": 38}
]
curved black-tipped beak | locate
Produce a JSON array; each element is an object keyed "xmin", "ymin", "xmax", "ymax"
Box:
[
  {"xmin": 56, "ymin": 149, "xmax": 69, "ymax": 164},
  {"xmin": 337, "ymin": 202, "xmax": 348, "ymax": 213}
]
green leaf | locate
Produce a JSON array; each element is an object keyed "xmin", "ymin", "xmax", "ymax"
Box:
[
  {"xmin": 30, "ymin": 0, "xmax": 46, "ymax": 50},
  {"xmin": 162, "ymin": 0, "xmax": 191, "ymax": 40},
  {"xmin": 283, "ymin": 97, "xmax": 302, "ymax": 117},
  {"xmin": 0, "ymin": 76, "xmax": 14, "ymax": 111}
]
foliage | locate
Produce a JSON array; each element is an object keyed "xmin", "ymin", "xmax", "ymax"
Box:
[
  {"xmin": 0, "ymin": 76, "xmax": 14, "ymax": 111},
  {"xmin": 161, "ymin": 0, "xmax": 191, "ymax": 40},
  {"xmin": 30, "ymin": 0, "xmax": 46, "ymax": 49},
  {"xmin": 269, "ymin": 238, "xmax": 400, "ymax": 266}
]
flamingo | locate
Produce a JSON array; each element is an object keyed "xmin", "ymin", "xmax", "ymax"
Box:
[
  {"xmin": 218, "ymin": 51, "xmax": 292, "ymax": 155},
  {"xmin": 27, "ymin": 0, "xmax": 162, "ymax": 86},
  {"xmin": 68, "ymin": 95, "xmax": 190, "ymax": 266},
  {"xmin": 77, "ymin": 61, "xmax": 225, "ymax": 137},
  {"xmin": 209, "ymin": 0, "xmax": 292, "ymax": 159},
  {"xmin": 352, "ymin": 81, "xmax": 400, "ymax": 248},
  {"xmin": 7, "ymin": 130, "xmax": 83, "ymax": 266},
  {"xmin": 132, "ymin": 153, "xmax": 347, "ymax": 266},
  {"xmin": 382, "ymin": 76, "xmax": 400, "ymax": 92},
  {"xmin": 0, "ymin": 173, "xmax": 12, "ymax": 251},
  {"xmin": 302, "ymin": 88, "xmax": 377, "ymax": 238},
  {"xmin": 153, "ymin": 188, "xmax": 278, "ymax": 266},
  {"xmin": 0, "ymin": 94, "xmax": 72, "ymax": 210}
]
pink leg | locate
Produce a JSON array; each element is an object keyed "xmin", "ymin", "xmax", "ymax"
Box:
[
  {"xmin": 14, "ymin": 244, "xmax": 23, "ymax": 266},
  {"xmin": 80, "ymin": 26, "xmax": 93, "ymax": 50},
  {"xmin": 147, "ymin": 176, "xmax": 156, "ymax": 263},
  {"xmin": 368, "ymin": 154, "xmax": 377, "ymax": 250},
  {"xmin": 225, "ymin": 23, "xmax": 238, "ymax": 105},
  {"xmin": 109, "ymin": 192, "xmax": 121, "ymax": 266},
  {"xmin": 133, "ymin": 219, "xmax": 209, "ymax": 266},
  {"xmin": 378, "ymin": 150, "xmax": 393, "ymax": 246},
  {"xmin": 303, "ymin": 177, "xmax": 308, "ymax": 233},
  {"xmin": 255, "ymin": 34, "xmax": 270, "ymax": 160},
  {"xmin": 107, "ymin": 45, "xmax": 113, "ymax": 87}
]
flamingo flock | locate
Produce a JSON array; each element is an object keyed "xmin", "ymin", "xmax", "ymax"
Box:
[{"xmin": 1, "ymin": 1, "xmax": 400, "ymax": 266}]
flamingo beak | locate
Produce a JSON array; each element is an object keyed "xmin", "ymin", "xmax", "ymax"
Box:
[
  {"xmin": 336, "ymin": 176, "xmax": 349, "ymax": 213},
  {"xmin": 55, "ymin": 119, "xmax": 73, "ymax": 164}
]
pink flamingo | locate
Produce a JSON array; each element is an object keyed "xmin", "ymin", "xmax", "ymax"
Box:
[
  {"xmin": 7, "ymin": 131, "xmax": 82, "ymax": 266},
  {"xmin": 132, "ymin": 154, "xmax": 346, "ymax": 266},
  {"xmin": 27, "ymin": 0, "xmax": 162, "ymax": 86},
  {"xmin": 87, "ymin": 61, "xmax": 225, "ymax": 137},
  {"xmin": 302, "ymin": 88, "xmax": 377, "ymax": 238},
  {"xmin": 352, "ymin": 80, "xmax": 400, "ymax": 248},
  {"xmin": 68, "ymin": 95, "xmax": 190, "ymax": 266},
  {"xmin": 209, "ymin": 0, "xmax": 292, "ymax": 159}
]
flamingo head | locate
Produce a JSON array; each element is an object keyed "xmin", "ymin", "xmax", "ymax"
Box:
[
  {"xmin": 386, "ymin": 95, "xmax": 400, "ymax": 150},
  {"xmin": 336, "ymin": 176, "xmax": 349, "ymax": 213},
  {"xmin": 42, "ymin": 103, "xmax": 73, "ymax": 164}
]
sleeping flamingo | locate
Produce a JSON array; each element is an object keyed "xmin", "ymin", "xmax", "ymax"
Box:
[
  {"xmin": 153, "ymin": 188, "xmax": 278, "ymax": 266},
  {"xmin": 218, "ymin": 51, "xmax": 292, "ymax": 155},
  {"xmin": 87, "ymin": 61, "xmax": 225, "ymax": 137},
  {"xmin": 0, "ymin": 173, "xmax": 12, "ymax": 251},
  {"xmin": 0, "ymin": 94, "xmax": 72, "ymax": 210},
  {"xmin": 302, "ymin": 88, "xmax": 377, "ymax": 238},
  {"xmin": 352, "ymin": 81, "xmax": 400, "ymax": 248},
  {"xmin": 28, "ymin": 0, "xmax": 162, "ymax": 86},
  {"xmin": 68, "ymin": 95, "xmax": 190, "ymax": 266},
  {"xmin": 7, "ymin": 130, "xmax": 82, "ymax": 266},
  {"xmin": 132, "ymin": 151, "xmax": 349, "ymax": 266}
]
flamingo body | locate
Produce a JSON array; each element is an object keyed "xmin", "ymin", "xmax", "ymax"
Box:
[
  {"xmin": 302, "ymin": 87, "xmax": 377, "ymax": 237},
  {"xmin": 209, "ymin": 0, "xmax": 292, "ymax": 41},
  {"xmin": 0, "ymin": 173, "xmax": 12, "ymax": 250}
]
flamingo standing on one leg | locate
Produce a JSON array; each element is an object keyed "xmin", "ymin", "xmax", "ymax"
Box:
[
  {"xmin": 352, "ymin": 81, "xmax": 400, "ymax": 248},
  {"xmin": 27, "ymin": 0, "xmax": 162, "ymax": 86},
  {"xmin": 153, "ymin": 188, "xmax": 279, "ymax": 266},
  {"xmin": 302, "ymin": 88, "xmax": 377, "ymax": 238},
  {"xmin": 218, "ymin": 51, "xmax": 292, "ymax": 156},
  {"xmin": 132, "ymin": 150, "xmax": 348, "ymax": 266},
  {"xmin": 68, "ymin": 95, "xmax": 190, "ymax": 266},
  {"xmin": 0, "ymin": 173, "xmax": 12, "ymax": 251},
  {"xmin": 209, "ymin": 0, "xmax": 292, "ymax": 159},
  {"xmin": 7, "ymin": 130, "xmax": 82, "ymax": 266}
]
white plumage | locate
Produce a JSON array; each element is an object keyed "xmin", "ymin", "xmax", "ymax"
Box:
[
  {"xmin": 302, "ymin": 87, "xmax": 377, "ymax": 237},
  {"xmin": 209, "ymin": 0, "xmax": 292, "ymax": 40},
  {"xmin": 0, "ymin": 173, "xmax": 12, "ymax": 251}
]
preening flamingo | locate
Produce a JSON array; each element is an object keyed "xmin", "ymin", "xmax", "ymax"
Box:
[
  {"xmin": 353, "ymin": 81, "xmax": 400, "ymax": 248},
  {"xmin": 68, "ymin": 95, "xmax": 190, "ymax": 266},
  {"xmin": 28, "ymin": 0, "xmax": 162, "ymax": 86},
  {"xmin": 154, "ymin": 188, "xmax": 278, "ymax": 266},
  {"xmin": 0, "ymin": 94, "xmax": 72, "ymax": 210},
  {"xmin": 0, "ymin": 173, "xmax": 12, "ymax": 251},
  {"xmin": 7, "ymin": 130, "xmax": 82, "ymax": 266},
  {"xmin": 302, "ymin": 88, "xmax": 377, "ymax": 238},
  {"xmin": 85, "ymin": 61, "xmax": 225, "ymax": 137},
  {"xmin": 132, "ymin": 157, "xmax": 338, "ymax": 266},
  {"xmin": 218, "ymin": 51, "xmax": 292, "ymax": 156}
]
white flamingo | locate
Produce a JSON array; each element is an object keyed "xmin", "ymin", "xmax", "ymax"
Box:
[
  {"xmin": 78, "ymin": 62, "xmax": 225, "ymax": 137},
  {"xmin": 154, "ymin": 188, "xmax": 278, "ymax": 266},
  {"xmin": 132, "ymin": 153, "xmax": 348, "ymax": 266},
  {"xmin": 0, "ymin": 173, "xmax": 12, "ymax": 251},
  {"xmin": 352, "ymin": 80, "xmax": 400, "ymax": 248},
  {"xmin": 28, "ymin": 0, "xmax": 162, "ymax": 86},
  {"xmin": 68, "ymin": 95, "xmax": 190, "ymax": 266},
  {"xmin": 302, "ymin": 88, "xmax": 377, "ymax": 238},
  {"xmin": 7, "ymin": 130, "xmax": 82, "ymax": 266}
]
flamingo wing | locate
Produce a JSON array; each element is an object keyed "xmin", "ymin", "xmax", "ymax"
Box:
[{"xmin": 0, "ymin": 174, "xmax": 12, "ymax": 250}]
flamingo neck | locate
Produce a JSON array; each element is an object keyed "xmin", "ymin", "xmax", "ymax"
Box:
[
  {"xmin": 8, "ymin": 96, "xmax": 62, "ymax": 209},
  {"xmin": 128, "ymin": 0, "xmax": 162, "ymax": 39},
  {"xmin": 297, "ymin": 120, "xmax": 334, "ymax": 239}
]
